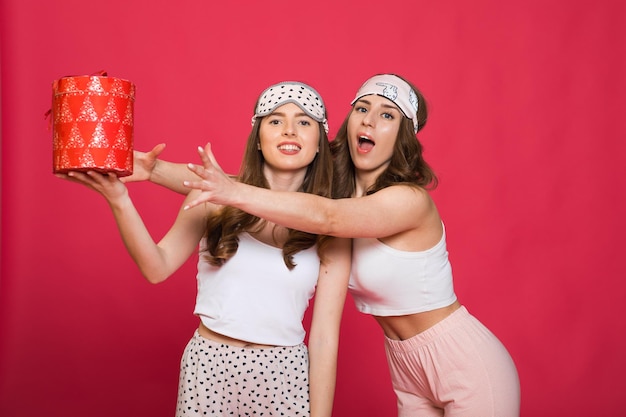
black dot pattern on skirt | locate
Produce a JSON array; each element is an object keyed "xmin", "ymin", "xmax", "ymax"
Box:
[{"xmin": 176, "ymin": 332, "xmax": 310, "ymax": 416}]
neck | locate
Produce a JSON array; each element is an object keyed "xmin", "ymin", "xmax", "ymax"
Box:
[
  {"xmin": 354, "ymin": 170, "xmax": 380, "ymax": 197},
  {"xmin": 263, "ymin": 166, "xmax": 307, "ymax": 192}
]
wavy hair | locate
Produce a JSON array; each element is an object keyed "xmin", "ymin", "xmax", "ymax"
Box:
[
  {"xmin": 331, "ymin": 74, "xmax": 437, "ymax": 199},
  {"xmin": 202, "ymin": 116, "xmax": 334, "ymax": 270}
]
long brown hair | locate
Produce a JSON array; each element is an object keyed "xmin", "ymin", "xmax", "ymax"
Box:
[
  {"xmin": 331, "ymin": 74, "xmax": 437, "ymax": 198},
  {"xmin": 202, "ymin": 117, "xmax": 334, "ymax": 270}
]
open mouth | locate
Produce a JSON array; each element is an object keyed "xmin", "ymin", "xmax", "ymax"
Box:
[{"xmin": 358, "ymin": 136, "xmax": 375, "ymax": 151}]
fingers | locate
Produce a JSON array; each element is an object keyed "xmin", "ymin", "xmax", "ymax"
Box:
[
  {"xmin": 198, "ymin": 143, "xmax": 224, "ymax": 172},
  {"xmin": 61, "ymin": 170, "xmax": 119, "ymax": 186},
  {"xmin": 75, "ymin": 170, "xmax": 107, "ymax": 185},
  {"xmin": 55, "ymin": 171, "xmax": 97, "ymax": 190},
  {"xmin": 182, "ymin": 179, "xmax": 206, "ymax": 190},
  {"xmin": 186, "ymin": 162, "xmax": 207, "ymax": 179},
  {"xmin": 197, "ymin": 144, "xmax": 212, "ymax": 169},
  {"xmin": 105, "ymin": 171, "xmax": 120, "ymax": 183},
  {"xmin": 187, "ymin": 144, "xmax": 223, "ymax": 180},
  {"xmin": 55, "ymin": 172, "xmax": 77, "ymax": 184},
  {"xmin": 183, "ymin": 197, "xmax": 203, "ymax": 211},
  {"xmin": 68, "ymin": 170, "xmax": 95, "ymax": 183},
  {"xmin": 148, "ymin": 143, "xmax": 166, "ymax": 158}
]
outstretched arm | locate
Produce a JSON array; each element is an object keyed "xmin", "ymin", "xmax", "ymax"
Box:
[
  {"xmin": 120, "ymin": 143, "xmax": 196, "ymax": 194},
  {"xmin": 183, "ymin": 144, "xmax": 431, "ymax": 239},
  {"xmin": 57, "ymin": 170, "xmax": 207, "ymax": 283}
]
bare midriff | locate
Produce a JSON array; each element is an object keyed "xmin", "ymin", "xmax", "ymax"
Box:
[
  {"xmin": 373, "ymin": 300, "xmax": 462, "ymax": 341},
  {"xmin": 198, "ymin": 322, "xmax": 277, "ymax": 349}
]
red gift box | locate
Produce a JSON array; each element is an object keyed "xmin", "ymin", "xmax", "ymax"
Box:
[{"xmin": 51, "ymin": 73, "xmax": 136, "ymax": 176}]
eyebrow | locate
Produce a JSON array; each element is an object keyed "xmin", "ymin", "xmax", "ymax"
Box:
[
  {"xmin": 356, "ymin": 98, "xmax": 401, "ymax": 111},
  {"xmin": 268, "ymin": 111, "xmax": 312, "ymax": 118}
]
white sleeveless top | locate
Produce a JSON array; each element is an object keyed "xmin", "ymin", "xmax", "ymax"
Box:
[
  {"xmin": 194, "ymin": 232, "xmax": 320, "ymax": 346},
  {"xmin": 349, "ymin": 224, "xmax": 457, "ymax": 316}
]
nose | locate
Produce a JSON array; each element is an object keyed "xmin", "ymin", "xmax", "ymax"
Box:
[
  {"xmin": 362, "ymin": 110, "xmax": 375, "ymax": 127},
  {"xmin": 282, "ymin": 119, "xmax": 297, "ymax": 136}
]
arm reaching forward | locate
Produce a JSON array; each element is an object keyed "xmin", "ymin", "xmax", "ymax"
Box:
[{"xmin": 183, "ymin": 144, "xmax": 434, "ymax": 240}]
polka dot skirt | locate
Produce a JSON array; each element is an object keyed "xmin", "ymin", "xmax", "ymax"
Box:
[{"xmin": 176, "ymin": 331, "xmax": 310, "ymax": 416}]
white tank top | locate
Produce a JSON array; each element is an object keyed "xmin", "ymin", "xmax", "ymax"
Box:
[
  {"xmin": 194, "ymin": 232, "xmax": 320, "ymax": 346},
  {"xmin": 349, "ymin": 224, "xmax": 457, "ymax": 316}
]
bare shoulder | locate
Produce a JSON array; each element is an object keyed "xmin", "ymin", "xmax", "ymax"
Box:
[
  {"xmin": 375, "ymin": 185, "xmax": 435, "ymax": 213},
  {"xmin": 376, "ymin": 185, "xmax": 441, "ymax": 250}
]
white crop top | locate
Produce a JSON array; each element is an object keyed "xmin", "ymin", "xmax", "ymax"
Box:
[
  {"xmin": 349, "ymin": 224, "xmax": 457, "ymax": 316},
  {"xmin": 194, "ymin": 232, "xmax": 320, "ymax": 346}
]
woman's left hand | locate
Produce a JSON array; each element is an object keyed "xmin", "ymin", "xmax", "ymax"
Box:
[{"xmin": 183, "ymin": 143, "xmax": 238, "ymax": 210}]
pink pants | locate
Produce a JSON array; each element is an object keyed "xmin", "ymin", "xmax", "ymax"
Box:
[{"xmin": 384, "ymin": 306, "xmax": 520, "ymax": 417}]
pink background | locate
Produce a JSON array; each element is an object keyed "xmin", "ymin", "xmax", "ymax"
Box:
[{"xmin": 1, "ymin": 1, "xmax": 625, "ymax": 416}]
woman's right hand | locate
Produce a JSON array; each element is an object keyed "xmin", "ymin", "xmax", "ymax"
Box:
[{"xmin": 56, "ymin": 170, "xmax": 129, "ymax": 204}]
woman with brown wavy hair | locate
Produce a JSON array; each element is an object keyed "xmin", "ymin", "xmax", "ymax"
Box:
[
  {"xmin": 181, "ymin": 74, "xmax": 521, "ymax": 417},
  {"xmin": 56, "ymin": 81, "xmax": 351, "ymax": 417}
]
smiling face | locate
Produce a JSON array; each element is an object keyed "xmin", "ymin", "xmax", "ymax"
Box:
[
  {"xmin": 258, "ymin": 102, "xmax": 321, "ymax": 180},
  {"xmin": 347, "ymin": 94, "xmax": 403, "ymax": 178}
]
